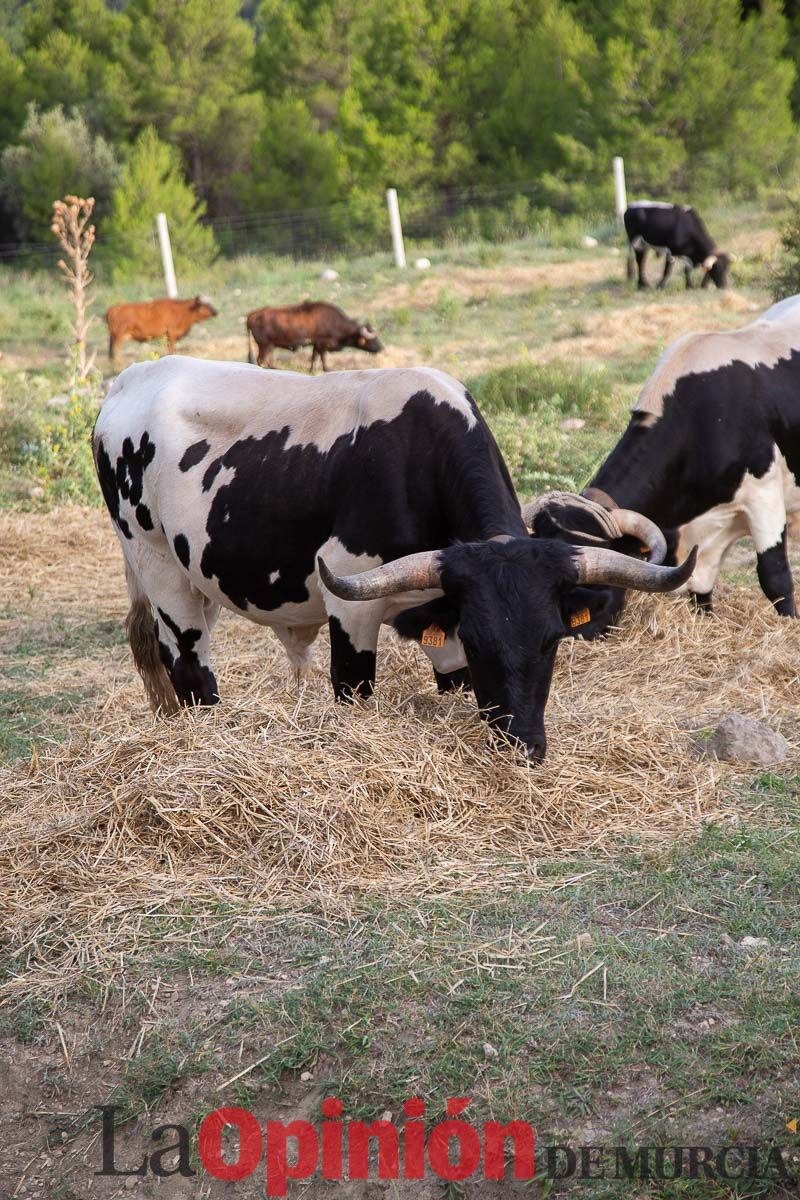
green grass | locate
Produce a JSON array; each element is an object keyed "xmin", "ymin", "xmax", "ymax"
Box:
[
  {"xmin": 13, "ymin": 786, "xmax": 794, "ymax": 1194},
  {"xmin": 0, "ymin": 611, "xmax": 126, "ymax": 760}
]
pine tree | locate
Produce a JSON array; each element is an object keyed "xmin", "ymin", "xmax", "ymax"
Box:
[
  {"xmin": 123, "ymin": 0, "xmax": 261, "ymax": 215},
  {"xmin": 103, "ymin": 126, "xmax": 217, "ymax": 283}
]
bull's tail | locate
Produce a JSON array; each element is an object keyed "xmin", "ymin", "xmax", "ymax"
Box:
[
  {"xmin": 246, "ymin": 320, "xmax": 255, "ymax": 365},
  {"xmin": 124, "ymin": 562, "xmax": 179, "ymax": 715}
]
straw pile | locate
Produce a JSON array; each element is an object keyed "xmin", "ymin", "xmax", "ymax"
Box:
[{"xmin": 1, "ymin": 508, "xmax": 798, "ymax": 1002}]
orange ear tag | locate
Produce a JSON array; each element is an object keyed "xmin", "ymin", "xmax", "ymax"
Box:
[
  {"xmin": 569, "ymin": 607, "xmax": 592, "ymax": 629},
  {"xmin": 421, "ymin": 624, "xmax": 447, "ymax": 648},
  {"xmin": 639, "ymin": 544, "xmax": 651, "ymax": 556}
]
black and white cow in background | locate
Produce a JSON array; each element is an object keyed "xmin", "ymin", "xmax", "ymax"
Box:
[
  {"xmin": 529, "ymin": 294, "xmax": 800, "ymax": 633},
  {"xmin": 624, "ymin": 202, "xmax": 731, "ymax": 290},
  {"xmin": 93, "ymin": 357, "xmax": 693, "ymax": 762}
]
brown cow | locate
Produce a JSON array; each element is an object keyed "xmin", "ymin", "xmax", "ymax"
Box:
[
  {"xmin": 246, "ymin": 301, "xmax": 382, "ymax": 372},
  {"xmin": 106, "ymin": 295, "xmax": 218, "ymax": 365}
]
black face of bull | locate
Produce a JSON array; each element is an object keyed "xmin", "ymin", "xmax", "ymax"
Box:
[
  {"xmin": 702, "ymin": 253, "xmax": 730, "ymax": 289},
  {"xmin": 437, "ymin": 539, "xmax": 580, "ymax": 761},
  {"xmin": 321, "ymin": 531, "xmax": 695, "ymax": 763}
]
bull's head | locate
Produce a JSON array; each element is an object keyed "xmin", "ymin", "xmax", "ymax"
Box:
[
  {"xmin": 523, "ymin": 491, "xmax": 671, "ymax": 640},
  {"xmin": 700, "ymin": 252, "xmax": 730, "ymax": 289},
  {"xmin": 192, "ymin": 294, "xmax": 218, "ymax": 319},
  {"xmin": 355, "ymin": 323, "xmax": 382, "ymax": 354},
  {"xmin": 319, "ymin": 537, "xmax": 696, "ymax": 762}
]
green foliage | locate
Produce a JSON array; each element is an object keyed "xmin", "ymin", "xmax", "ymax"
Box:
[
  {"xmin": 20, "ymin": 389, "xmax": 100, "ymax": 504},
  {"xmin": 0, "ymin": 0, "xmax": 797, "ymax": 242},
  {"xmin": 232, "ymin": 97, "xmax": 346, "ymax": 214},
  {"xmin": 123, "ymin": 0, "xmax": 262, "ymax": 216},
  {"xmin": 467, "ymin": 362, "xmax": 622, "ymax": 496},
  {"xmin": 103, "ymin": 127, "xmax": 217, "ymax": 283},
  {"xmin": 0, "ymin": 104, "xmax": 118, "ymax": 241},
  {"xmin": 594, "ymin": 0, "xmax": 797, "ymax": 202},
  {"xmin": 20, "ymin": 0, "xmax": 134, "ymax": 137},
  {"xmin": 771, "ymin": 191, "xmax": 800, "ymax": 300},
  {"xmin": 468, "ymin": 360, "xmax": 619, "ymax": 423}
]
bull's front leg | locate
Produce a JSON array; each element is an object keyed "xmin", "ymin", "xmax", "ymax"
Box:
[
  {"xmin": 327, "ymin": 614, "xmax": 379, "ymax": 700},
  {"xmin": 756, "ymin": 528, "xmax": 796, "ymax": 617}
]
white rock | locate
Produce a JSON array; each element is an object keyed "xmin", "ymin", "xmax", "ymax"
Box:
[
  {"xmin": 483, "ymin": 1041, "xmax": 499, "ymax": 1060},
  {"xmin": 320, "ymin": 268, "xmax": 339, "ymax": 281},
  {"xmin": 560, "ymin": 418, "xmax": 586, "ymax": 432},
  {"xmin": 740, "ymin": 936, "xmax": 769, "ymax": 949},
  {"xmin": 381, "ymin": 1110, "xmax": 393, "ymax": 1123},
  {"xmin": 29, "ymin": 486, "xmax": 45, "ymax": 499},
  {"xmin": 576, "ymin": 932, "xmax": 593, "ymax": 949},
  {"xmin": 703, "ymin": 714, "xmax": 788, "ymax": 767},
  {"xmin": 300, "ymin": 1070, "xmax": 314, "ymax": 1082},
  {"xmin": 581, "ymin": 235, "xmax": 598, "ymax": 248},
  {"xmin": 414, "ymin": 257, "xmax": 431, "ymax": 270}
]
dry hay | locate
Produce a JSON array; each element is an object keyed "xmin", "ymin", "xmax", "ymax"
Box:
[
  {"xmin": 532, "ymin": 291, "xmax": 761, "ymax": 367},
  {"xmin": 1, "ymin": 508, "xmax": 799, "ymax": 1002}
]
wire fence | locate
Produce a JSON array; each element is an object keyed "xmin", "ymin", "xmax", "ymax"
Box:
[
  {"xmin": 204, "ymin": 180, "xmax": 576, "ymax": 261},
  {"xmin": 0, "ymin": 179, "xmax": 614, "ymax": 271}
]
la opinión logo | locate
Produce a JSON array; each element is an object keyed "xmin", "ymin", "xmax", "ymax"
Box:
[
  {"xmin": 96, "ymin": 1097, "xmax": 534, "ymax": 1195},
  {"xmin": 96, "ymin": 1099, "xmax": 798, "ymax": 1194}
]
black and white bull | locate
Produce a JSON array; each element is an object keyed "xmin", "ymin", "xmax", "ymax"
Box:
[
  {"xmin": 92, "ymin": 357, "xmax": 694, "ymax": 762},
  {"xmin": 530, "ymin": 295, "xmax": 800, "ymax": 632},
  {"xmin": 624, "ymin": 202, "xmax": 730, "ymax": 290}
]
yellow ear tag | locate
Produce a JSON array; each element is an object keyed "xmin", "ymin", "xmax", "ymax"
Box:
[
  {"xmin": 569, "ymin": 607, "xmax": 592, "ymax": 629},
  {"xmin": 421, "ymin": 623, "xmax": 447, "ymax": 648}
]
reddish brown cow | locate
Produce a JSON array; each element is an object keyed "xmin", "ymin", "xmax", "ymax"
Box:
[
  {"xmin": 246, "ymin": 301, "xmax": 382, "ymax": 372},
  {"xmin": 106, "ymin": 296, "xmax": 217, "ymax": 365}
]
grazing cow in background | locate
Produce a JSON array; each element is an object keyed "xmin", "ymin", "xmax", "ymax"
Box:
[
  {"xmin": 93, "ymin": 357, "xmax": 693, "ymax": 762},
  {"xmin": 531, "ymin": 294, "xmax": 800, "ymax": 632},
  {"xmin": 247, "ymin": 301, "xmax": 382, "ymax": 372},
  {"xmin": 624, "ymin": 202, "xmax": 730, "ymax": 290},
  {"xmin": 106, "ymin": 296, "xmax": 217, "ymax": 365}
]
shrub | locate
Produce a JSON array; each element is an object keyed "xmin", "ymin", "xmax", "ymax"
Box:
[
  {"xmin": 467, "ymin": 360, "xmax": 623, "ymax": 498},
  {"xmin": 0, "ymin": 104, "xmax": 119, "ymax": 242},
  {"xmin": 466, "ymin": 360, "xmax": 618, "ymax": 424},
  {"xmin": 771, "ymin": 192, "xmax": 800, "ymax": 300},
  {"xmin": 21, "ymin": 390, "xmax": 100, "ymax": 504}
]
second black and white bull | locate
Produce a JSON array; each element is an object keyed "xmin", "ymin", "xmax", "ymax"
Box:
[
  {"xmin": 528, "ymin": 295, "xmax": 800, "ymax": 632},
  {"xmin": 93, "ymin": 358, "xmax": 693, "ymax": 762},
  {"xmin": 624, "ymin": 202, "xmax": 730, "ymax": 290}
]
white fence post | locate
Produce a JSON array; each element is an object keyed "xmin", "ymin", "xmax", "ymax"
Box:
[
  {"xmin": 612, "ymin": 157, "xmax": 627, "ymax": 227},
  {"xmin": 156, "ymin": 212, "xmax": 178, "ymax": 298},
  {"xmin": 386, "ymin": 188, "xmax": 406, "ymax": 269}
]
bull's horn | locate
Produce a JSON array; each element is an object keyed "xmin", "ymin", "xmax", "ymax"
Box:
[
  {"xmin": 575, "ymin": 545, "xmax": 697, "ymax": 591},
  {"xmin": 582, "ymin": 487, "xmax": 667, "ymax": 563},
  {"xmin": 523, "ymin": 491, "xmax": 622, "ymax": 541},
  {"xmin": 702, "ymin": 255, "xmax": 718, "ymax": 271},
  {"xmin": 608, "ymin": 509, "xmax": 667, "ymax": 564},
  {"xmin": 318, "ymin": 550, "xmax": 442, "ymax": 601}
]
